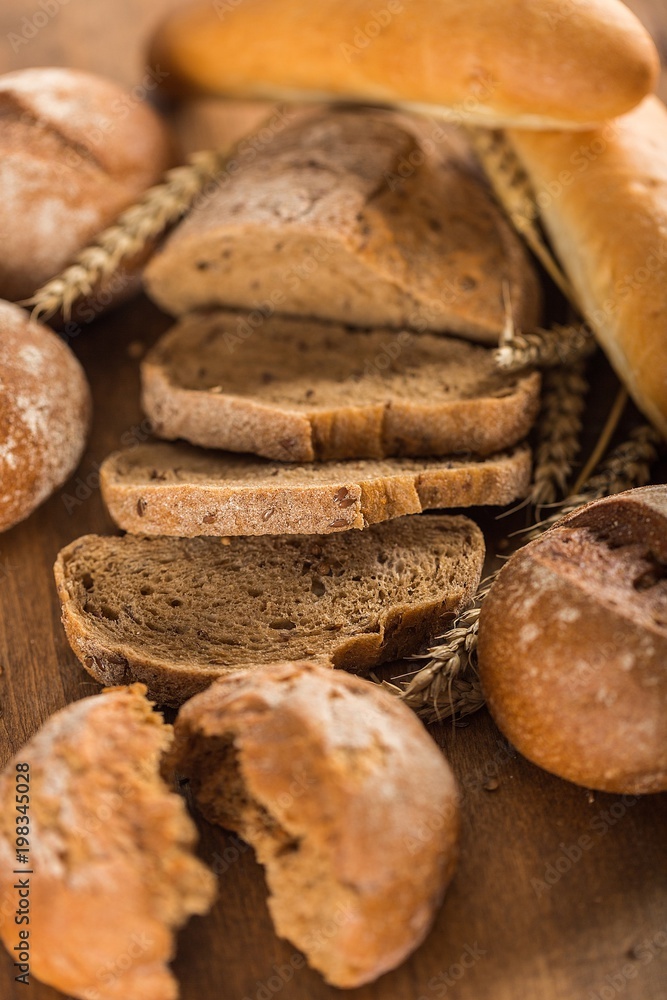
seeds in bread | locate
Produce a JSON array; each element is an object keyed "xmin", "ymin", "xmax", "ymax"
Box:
[
  {"xmin": 0, "ymin": 684, "xmax": 216, "ymax": 1000},
  {"xmin": 142, "ymin": 311, "xmax": 541, "ymax": 462},
  {"xmin": 101, "ymin": 441, "xmax": 531, "ymax": 536},
  {"xmin": 478, "ymin": 486, "xmax": 667, "ymax": 794},
  {"xmin": 143, "ymin": 109, "xmax": 541, "ymax": 342},
  {"xmin": 54, "ymin": 516, "xmax": 485, "ymax": 706},
  {"xmin": 168, "ymin": 660, "xmax": 460, "ymax": 988}
]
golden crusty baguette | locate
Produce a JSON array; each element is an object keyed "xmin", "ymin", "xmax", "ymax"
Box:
[
  {"xmin": 508, "ymin": 96, "xmax": 667, "ymax": 439},
  {"xmin": 148, "ymin": 0, "xmax": 658, "ymax": 129}
]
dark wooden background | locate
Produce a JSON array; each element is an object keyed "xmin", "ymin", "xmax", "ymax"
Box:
[{"xmin": 1, "ymin": 3, "xmax": 667, "ymax": 999}]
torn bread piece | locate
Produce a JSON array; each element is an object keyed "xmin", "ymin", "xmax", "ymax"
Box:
[
  {"xmin": 168, "ymin": 661, "xmax": 460, "ymax": 988},
  {"xmin": 100, "ymin": 441, "xmax": 532, "ymax": 536},
  {"xmin": 0, "ymin": 684, "xmax": 216, "ymax": 1000},
  {"xmin": 142, "ymin": 311, "xmax": 541, "ymax": 463},
  {"xmin": 54, "ymin": 516, "xmax": 484, "ymax": 705}
]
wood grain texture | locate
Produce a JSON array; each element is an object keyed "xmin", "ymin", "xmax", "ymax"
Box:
[{"xmin": 0, "ymin": 3, "xmax": 666, "ymax": 999}]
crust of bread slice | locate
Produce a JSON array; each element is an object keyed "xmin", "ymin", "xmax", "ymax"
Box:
[
  {"xmin": 143, "ymin": 109, "xmax": 542, "ymax": 342},
  {"xmin": 100, "ymin": 441, "xmax": 532, "ymax": 536},
  {"xmin": 141, "ymin": 311, "xmax": 541, "ymax": 463},
  {"xmin": 54, "ymin": 516, "xmax": 484, "ymax": 706}
]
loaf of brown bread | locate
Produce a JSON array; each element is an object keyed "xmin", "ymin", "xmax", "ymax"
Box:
[
  {"xmin": 0, "ymin": 300, "xmax": 91, "ymax": 533},
  {"xmin": 149, "ymin": 0, "xmax": 658, "ymax": 129},
  {"xmin": 0, "ymin": 685, "xmax": 216, "ymax": 1000},
  {"xmin": 168, "ymin": 661, "xmax": 460, "ymax": 988},
  {"xmin": 100, "ymin": 442, "xmax": 532, "ymax": 536},
  {"xmin": 142, "ymin": 312, "xmax": 540, "ymax": 463},
  {"xmin": 0, "ymin": 67, "xmax": 173, "ymax": 303},
  {"xmin": 144, "ymin": 109, "xmax": 541, "ymax": 342},
  {"xmin": 478, "ymin": 487, "xmax": 667, "ymax": 794},
  {"xmin": 54, "ymin": 516, "xmax": 484, "ymax": 705}
]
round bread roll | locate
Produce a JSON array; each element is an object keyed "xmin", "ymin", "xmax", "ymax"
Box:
[
  {"xmin": 0, "ymin": 300, "xmax": 91, "ymax": 533},
  {"xmin": 0, "ymin": 685, "xmax": 216, "ymax": 1000},
  {"xmin": 478, "ymin": 487, "xmax": 667, "ymax": 794},
  {"xmin": 169, "ymin": 660, "xmax": 460, "ymax": 988},
  {"xmin": 0, "ymin": 67, "xmax": 173, "ymax": 303}
]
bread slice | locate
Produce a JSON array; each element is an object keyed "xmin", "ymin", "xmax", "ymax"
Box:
[
  {"xmin": 168, "ymin": 661, "xmax": 460, "ymax": 988},
  {"xmin": 142, "ymin": 311, "xmax": 541, "ymax": 462},
  {"xmin": 54, "ymin": 516, "xmax": 484, "ymax": 706},
  {"xmin": 101, "ymin": 441, "xmax": 532, "ymax": 537},
  {"xmin": 143, "ymin": 108, "xmax": 542, "ymax": 343}
]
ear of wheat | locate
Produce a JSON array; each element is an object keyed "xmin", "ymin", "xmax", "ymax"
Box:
[
  {"xmin": 495, "ymin": 322, "xmax": 594, "ymax": 371},
  {"xmin": 23, "ymin": 151, "xmax": 226, "ymax": 321},
  {"xmin": 386, "ymin": 423, "xmax": 661, "ymax": 724},
  {"xmin": 467, "ymin": 127, "xmax": 577, "ymax": 306},
  {"xmin": 530, "ymin": 361, "xmax": 589, "ymax": 507}
]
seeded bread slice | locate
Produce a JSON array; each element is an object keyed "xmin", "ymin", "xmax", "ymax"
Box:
[
  {"xmin": 143, "ymin": 109, "xmax": 541, "ymax": 343},
  {"xmin": 54, "ymin": 516, "xmax": 484, "ymax": 706},
  {"xmin": 142, "ymin": 311, "xmax": 541, "ymax": 462},
  {"xmin": 101, "ymin": 441, "xmax": 531, "ymax": 537}
]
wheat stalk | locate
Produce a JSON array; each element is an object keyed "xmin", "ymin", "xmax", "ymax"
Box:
[
  {"xmin": 23, "ymin": 150, "xmax": 226, "ymax": 321},
  {"xmin": 387, "ymin": 423, "xmax": 661, "ymax": 723},
  {"xmin": 495, "ymin": 322, "xmax": 594, "ymax": 371},
  {"xmin": 530, "ymin": 362, "xmax": 588, "ymax": 507},
  {"xmin": 468, "ymin": 127, "xmax": 576, "ymax": 305}
]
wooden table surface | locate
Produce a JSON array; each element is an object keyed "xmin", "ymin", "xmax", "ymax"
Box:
[{"xmin": 1, "ymin": 3, "xmax": 667, "ymax": 999}]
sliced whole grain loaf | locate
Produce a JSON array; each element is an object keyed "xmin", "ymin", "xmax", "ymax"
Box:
[
  {"xmin": 101, "ymin": 441, "xmax": 532, "ymax": 536},
  {"xmin": 142, "ymin": 311, "xmax": 541, "ymax": 462},
  {"xmin": 54, "ymin": 516, "xmax": 484, "ymax": 706},
  {"xmin": 143, "ymin": 108, "xmax": 542, "ymax": 343}
]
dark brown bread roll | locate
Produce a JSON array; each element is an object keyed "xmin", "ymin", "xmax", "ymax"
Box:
[{"xmin": 478, "ymin": 487, "xmax": 667, "ymax": 794}]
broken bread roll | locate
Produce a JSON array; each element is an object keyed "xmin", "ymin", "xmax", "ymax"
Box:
[
  {"xmin": 478, "ymin": 487, "xmax": 667, "ymax": 794},
  {"xmin": 143, "ymin": 108, "xmax": 541, "ymax": 342},
  {"xmin": 168, "ymin": 660, "xmax": 460, "ymax": 988},
  {"xmin": 0, "ymin": 300, "xmax": 91, "ymax": 533},
  {"xmin": 100, "ymin": 441, "xmax": 532, "ymax": 537},
  {"xmin": 508, "ymin": 96, "xmax": 667, "ymax": 439},
  {"xmin": 0, "ymin": 685, "xmax": 216, "ymax": 1000},
  {"xmin": 148, "ymin": 0, "xmax": 658, "ymax": 129},
  {"xmin": 142, "ymin": 312, "xmax": 541, "ymax": 463},
  {"xmin": 54, "ymin": 516, "xmax": 484, "ymax": 705}
]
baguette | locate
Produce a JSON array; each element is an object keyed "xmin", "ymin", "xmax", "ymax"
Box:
[
  {"xmin": 508, "ymin": 96, "xmax": 667, "ymax": 438},
  {"xmin": 148, "ymin": 0, "xmax": 658, "ymax": 129},
  {"xmin": 478, "ymin": 487, "xmax": 667, "ymax": 794},
  {"xmin": 168, "ymin": 661, "xmax": 460, "ymax": 988},
  {"xmin": 100, "ymin": 442, "xmax": 532, "ymax": 536},
  {"xmin": 0, "ymin": 685, "xmax": 216, "ymax": 1000},
  {"xmin": 144, "ymin": 108, "xmax": 541, "ymax": 341},
  {"xmin": 54, "ymin": 516, "xmax": 484, "ymax": 705},
  {"xmin": 142, "ymin": 311, "xmax": 541, "ymax": 463}
]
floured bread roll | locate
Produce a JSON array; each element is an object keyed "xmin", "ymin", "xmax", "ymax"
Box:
[{"xmin": 0, "ymin": 300, "xmax": 91, "ymax": 533}]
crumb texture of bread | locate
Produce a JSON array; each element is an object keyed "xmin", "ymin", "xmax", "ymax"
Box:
[
  {"xmin": 0, "ymin": 684, "xmax": 216, "ymax": 1000},
  {"xmin": 53, "ymin": 516, "xmax": 485, "ymax": 705},
  {"xmin": 100, "ymin": 441, "xmax": 532, "ymax": 536},
  {"xmin": 144, "ymin": 109, "xmax": 541, "ymax": 342},
  {"xmin": 0, "ymin": 67, "xmax": 173, "ymax": 301},
  {"xmin": 0, "ymin": 300, "xmax": 91, "ymax": 533},
  {"xmin": 141, "ymin": 311, "xmax": 540, "ymax": 462},
  {"xmin": 478, "ymin": 486, "xmax": 667, "ymax": 794},
  {"xmin": 169, "ymin": 661, "xmax": 460, "ymax": 987}
]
